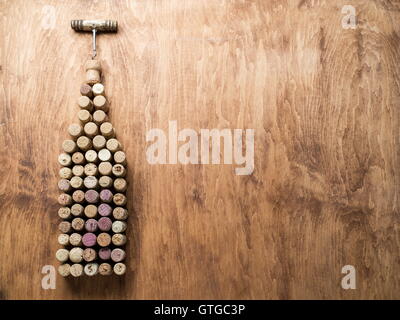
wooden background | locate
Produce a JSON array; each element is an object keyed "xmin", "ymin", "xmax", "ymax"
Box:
[{"xmin": 0, "ymin": 0, "xmax": 399, "ymax": 299}]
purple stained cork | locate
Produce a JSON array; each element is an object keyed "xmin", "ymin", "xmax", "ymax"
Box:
[
  {"xmin": 98, "ymin": 203, "xmax": 112, "ymax": 217},
  {"xmin": 99, "ymin": 189, "xmax": 113, "ymax": 203},
  {"xmin": 111, "ymin": 248, "xmax": 126, "ymax": 262},
  {"xmin": 98, "ymin": 247, "xmax": 111, "ymax": 260},
  {"xmin": 85, "ymin": 219, "xmax": 98, "ymax": 232},
  {"xmin": 82, "ymin": 233, "xmax": 97, "ymax": 247},
  {"xmin": 98, "ymin": 217, "xmax": 112, "ymax": 232},
  {"xmin": 85, "ymin": 190, "xmax": 99, "ymax": 203}
]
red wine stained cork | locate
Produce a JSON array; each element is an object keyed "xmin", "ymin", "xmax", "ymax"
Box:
[
  {"xmin": 112, "ymin": 164, "xmax": 126, "ymax": 177},
  {"xmin": 99, "ymin": 263, "xmax": 113, "ymax": 276},
  {"xmin": 80, "ymin": 83, "xmax": 93, "ymax": 98},
  {"xmin": 58, "ymin": 153, "xmax": 72, "ymax": 167},
  {"xmin": 98, "ymin": 162, "xmax": 112, "ymax": 176},
  {"xmin": 99, "ymin": 189, "xmax": 113, "ymax": 203},
  {"xmin": 59, "ymin": 167, "xmax": 72, "ymax": 179},
  {"xmin": 98, "ymin": 203, "xmax": 112, "ymax": 217},
  {"xmin": 112, "ymin": 221, "xmax": 127, "ymax": 233},
  {"xmin": 56, "ymin": 248, "xmax": 69, "ymax": 262},
  {"xmin": 58, "ymin": 179, "xmax": 71, "ymax": 192},
  {"xmin": 84, "ymin": 204, "xmax": 98, "ymax": 218},
  {"xmin": 85, "ymin": 190, "xmax": 99, "ymax": 203},
  {"xmin": 70, "ymin": 176, "xmax": 84, "ymax": 189},
  {"xmin": 98, "ymin": 149, "xmax": 112, "ymax": 162},
  {"xmin": 92, "ymin": 135, "xmax": 106, "ymax": 150},
  {"xmin": 70, "ymin": 263, "xmax": 84, "ymax": 277},
  {"xmin": 100, "ymin": 122, "xmax": 114, "ymax": 138},
  {"xmin": 97, "ymin": 233, "xmax": 111, "ymax": 247},
  {"xmin": 85, "ymin": 59, "xmax": 101, "ymax": 85},
  {"xmin": 93, "ymin": 95, "xmax": 109, "ymax": 112},
  {"xmin": 77, "ymin": 136, "xmax": 92, "ymax": 151},
  {"xmin": 93, "ymin": 110, "xmax": 108, "ymax": 125},
  {"xmin": 68, "ymin": 123, "xmax": 83, "ymax": 140},
  {"xmin": 58, "ymin": 264, "xmax": 71, "ymax": 277},
  {"xmin": 58, "ymin": 193, "xmax": 72, "ymax": 206},
  {"xmin": 72, "ymin": 152, "xmax": 85, "ymax": 165},
  {"xmin": 84, "ymin": 122, "xmax": 99, "ymax": 138},
  {"xmin": 69, "ymin": 233, "xmax": 82, "ymax": 246},
  {"xmin": 106, "ymin": 138, "xmax": 121, "ymax": 153},
  {"xmin": 84, "ymin": 176, "xmax": 99, "ymax": 189},
  {"xmin": 113, "ymin": 207, "xmax": 128, "ymax": 220},
  {"xmin": 83, "ymin": 248, "xmax": 97, "ymax": 262},
  {"xmin": 99, "ymin": 176, "xmax": 113, "ymax": 188},
  {"xmin": 69, "ymin": 247, "xmax": 84, "ymax": 263},
  {"xmin": 92, "ymin": 83, "xmax": 105, "ymax": 96},
  {"xmin": 114, "ymin": 178, "xmax": 127, "ymax": 192},
  {"xmin": 113, "ymin": 193, "xmax": 127, "ymax": 206},
  {"xmin": 111, "ymin": 248, "xmax": 126, "ymax": 262},
  {"xmin": 112, "ymin": 234, "xmax": 127, "ymax": 246},
  {"xmin": 98, "ymin": 217, "xmax": 112, "ymax": 232},
  {"xmin": 71, "ymin": 218, "xmax": 85, "ymax": 231},
  {"xmin": 78, "ymin": 95, "xmax": 94, "ymax": 112},
  {"xmin": 58, "ymin": 207, "xmax": 71, "ymax": 219},
  {"xmin": 85, "ymin": 150, "xmax": 98, "ymax": 163},
  {"xmin": 114, "ymin": 151, "xmax": 127, "ymax": 165},
  {"xmin": 72, "ymin": 190, "xmax": 85, "ymax": 203},
  {"xmin": 71, "ymin": 203, "xmax": 84, "ymax": 217},
  {"xmin": 82, "ymin": 232, "xmax": 97, "ymax": 247},
  {"xmin": 85, "ymin": 218, "xmax": 98, "ymax": 232},
  {"xmin": 72, "ymin": 165, "xmax": 84, "ymax": 177},
  {"xmin": 62, "ymin": 140, "xmax": 77, "ymax": 153},
  {"xmin": 58, "ymin": 233, "xmax": 70, "ymax": 246},
  {"xmin": 114, "ymin": 263, "xmax": 126, "ymax": 275},
  {"xmin": 78, "ymin": 109, "xmax": 92, "ymax": 124},
  {"xmin": 99, "ymin": 248, "xmax": 111, "ymax": 260},
  {"xmin": 59, "ymin": 221, "xmax": 72, "ymax": 233},
  {"xmin": 84, "ymin": 263, "xmax": 99, "ymax": 276}
]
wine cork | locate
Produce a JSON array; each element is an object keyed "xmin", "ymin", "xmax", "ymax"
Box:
[
  {"xmin": 93, "ymin": 95, "xmax": 109, "ymax": 112},
  {"xmin": 99, "ymin": 189, "xmax": 113, "ymax": 203},
  {"xmin": 98, "ymin": 162, "xmax": 112, "ymax": 176},
  {"xmin": 113, "ymin": 207, "xmax": 128, "ymax": 220},
  {"xmin": 106, "ymin": 138, "xmax": 121, "ymax": 153},
  {"xmin": 82, "ymin": 232, "xmax": 97, "ymax": 247},
  {"xmin": 99, "ymin": 263, "xmax": 113, "ymax": 276},
  {"xmin": 98, "ymin": 217, "xmax": 112, "ymax": 232},
  {"xmin": 114, "ymin": 263, "xmax": 126, "ymax": 275},
  {"xmin": 70, "ymin": 263, "xmax": 84, "ymax": 277},
  {"xmin": 97, "ymin": 233, "xmax": 111, "ymax": 247},
  {"xmin": 84, "ymin": 122, "xmax": 99, "ymax": 138},
  {"xmin": 58, "ymin": 193, "xmax": 72, "ymax": 206},
  {"xmin": 92, "ymin": 83, "xmax": 105, "ymax": 96},
  {"xmin": 70, "ymin": 176, "xmax": 84, "ymax": 189},
  {"xmin": 84, "ymin": 176, "xmax": 98, "ymax": 189},
  {"xmin": 99, "ymin": 176, "xmax": 113, "ymax": 188},
  {"xmin": 84, "ymin": 163, "xmax": 98, "ymax": 176},
  {"xmin": 69, "ymin": 233, "xmax": 82, "ymax": 246},
  {"xmin": 85, "ymin": 218, "xmax": 98, "ymax": 232},
  {"xmin": 58, "ymin": 153, "xmax": 72, "ymax": 167},
  {"xmin": 72, "ymin": 165, "xmax": 84, "ymax": 177},
  {"xmin": 69, "ymin": 247, "xmax": 84, "ymax": 263},
  {"xmin": 80, "ymin": 83, "xmax": 93, "ymax": 98},
  {"xmin": 99, "ymin": 248, "xmax": 111, "ymax": 260},
  {"xmin": 78, "ymin": 109, "xmax": 92, "ymax": 124},
  {"xmin": 72, "ymin": 152, "xmax": 85, "ymax": 165},
  {"xmin": 100, "ymin": 122, "xmax": 114, "ymax": 138},
  {"xmin": 112, "ymin": 164, "xmax": 126, "ymax": 177},
  {"xmin": 92, "ymin": 135, "xmax": 106, "ymax": 150},
  {"xmin": 84, "ymin": 204, "xmax": 98, "ymax": 218},
  {"xmin": 71, "ymin": 203, "xmax": 84, "ymax": 217},
  {"xmin": 62, "ymin": 139, "xmax": 77, "ymax": 153},
  {"xmin": 58, "ymin": 233, "xmax": 70, "ymax": 246},
  {"xmin": 84, "ymin": 263, "xmax": 99, "ymax": 276},
  {"xmin": 72, "ymin": 190, "xmax": 85, "ymax": 203},
  {"xmin": 71, "ymin": 218, "xmax": 85, "ymax": 231},
  {"xmin": 58, "ymin": 179, "xmax": 71, "ymax": 192},
  {"xmin": 83, "ymin": 248, "xmax": 97, "ymax": 262},
  {"xmin": 111, "ymin": 248, "xmax": 126, "ymax": 262},
  {"xmin": 93, "ymin": 110, "xmax": 108, "ymax": 125},
  {"xmin": 112, "ymin": 234, "xmax": 127, "ymax": 246},
  {"xmin": 85, "ymin": 150, "xmax": 98, "ymax": 163},
  {"xmin": 112, "ymin": 221, "xmax": 127, "ymax": 233},
  {"xmin": 58, "ymin": 207, "xmax": 71, "ymax": 219},
  {"xmin": 58, "ymin": 264, "xmax": 71, "ymax": 277},
  {"xmin": 85, "ymin": 190, "xmax": 99, "ymax": 203},
  {"xmin": 98, "ymin": 149, "xmax": 112, "ymax": 162},
  {"xmin": 59, "ymin": 221, "xmax": 72, "ymax": 233},
  {"xmin": 77, "ymin": 136, "xmax": 92, "ymax": 151},
  {"xmin": 85, "ymin": 59, "xmax": 101, "ymax": 85},
  {"xmin": 68, "ymin": 124, "xmax": 83, "ymax": 140},
  {"xmin": 114, "ymin": 178, "xmax": 127, "ymax": 192},
  {"xmin": 98, "ymin": 203, "xmax": 112, "ymax": 217},
  {"xmin": 85, "ymin": 59, "xmax": 102, "ymax": 71},
  {"xmin": 56, "ymin": 249, "xmax": 69, "ymax": 262},
  {"xmin": 59, "ymin": 167, "xmax": 72, "ymax": 179},
  {"xmin": 114, "ymin": 151, "xmax": 127, "ymax": 165},
  {"xmin": 78, "ymin": 95, "xmax": 93, "ymax": 112}
]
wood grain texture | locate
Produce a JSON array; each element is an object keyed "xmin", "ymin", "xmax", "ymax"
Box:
[{"xmin": 0, "ymin": 0, "xmax": 399, "ymax": 299}]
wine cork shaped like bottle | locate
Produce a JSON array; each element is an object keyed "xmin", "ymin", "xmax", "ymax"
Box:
[
  {"xmin": 58, "ymin": 264, "xmax": 71, "ymax": 277},
  {"xmin": 58, "ymin": 179, "xmax": 71, "ymax": 192},
  {"xmin": 112, "ymin": 221, "xmax": 127, "ymax": 233},
  {"xmin": 114, "ymin": 178, "xmax": 127, "ymax": 192},
  {"xmin": 100, "ymin": 122, "xmax": 114, "ymax": 138},
  {"xmin": 71, "ymin": 217, "xmax": 85, "ymax": 232},
  {"xmin": 99, "ymin": 176, "xmax": 113, "ymax": 188},
  {"xmin": 80, "ymin": 83, "xmax": 93, "ymax": 98},
  {"xmin": 59, "ymin": 221, "xmax": 72, "ymax": 233},
  {"xmin": 99, "ymin": 263, "xmax": 113, "ymax": 276},
  {"xmin": 59, "ymin": 167, "xmax": 72, "ymax": 179},
  {"xmin": 114, "ymin": 263, "xmax": 126, "ymax": 276},
  {"xmin": 97, "ymin": 233, "xmax": 111, "ymax": 247},
  {"xmin": 93, "ymin": 110, "xmax": 108, "ymax": 125},
  {"xmin": 84, "ymin": 263, "xmax": 99, "ymax": 276},
  {"xmin": 92, "ymin": 83, "xmax": 105, "ymax": 96},
  {"xmin": 58, "ymin": 193, "xmax": 72, "ymax": 206},
  {"xmin": 72, "ymin": 152, "xmax": 85, "ymax": 165},
  {"xmin": 78, "ymin": 96, "xmax": 93, "ymax": 112},
  {"xmin": 113, "ymin": 207, "xmax": 128, "ymax": 220},
  {"xmin": 114, "ymin": 151, "xmax": 127, "ymax": 165},
  {"xmin": 113, "ymin": 193, "xmax": 127, "ymax": 206},
  {"xmin": 83, "ymin": 248, "xmax": 97, "ymax": 262},
  {"xmin": 99, "ymin": 189, "xmax": 113, "ymax": 203},
  {"xmin": 85, "ymin": 190, "xmax": 99, "ymax": 203},
  {"xmin": 84, "ymin": 163, "xmax": 98, "ymax": 176},
  {"xmin": 58, "ymin": 207, "xmax": 71, "ymax": 219},
  {"xmin": 98, "ymin": 217, "xmax": 112, "ymax": 232},
  {"xmin": 82, "ymin": 232, "xmax": 97, "ymax": 247},
  {"xmin": 98, "ymin": 203, "xmax": 112, "ymax": 217},
  {"xmin": 70, "ymin": 176, "xmax": 84, "ymax": 189},
  {"xmin": 93, "ymin": 135, "xmax": 106, "ymax": 150},
  {"xmin": 106, "ymin": 138, "xmax": 121, "ymax": 153},
  {"xmin": 84, "ymin": 122, "xmax": 99, "ymax": 138},
  {"xmin": 71, "ymin": 203, "xmax": 84, "ymax": 217},
  {"xmin": 85, "ymin": 150, "xmax": 98, "ymax": 163},
  {"xmin": 112, "ymin": 234, "xmax": 127, "ymax": 246},
  {"xmin": 112, "ymin": 164, "xmax": 126, "ymax": 177},
  {"xmin": 56, "ymin": 248, "xmax": 69, "ymax": 262},
  {"xmin": 85, "ymin": 219, "xmax": 98, "ymax": 232},
  {"xmin": 68, "ymin": 124, "xmax": 83, "ymax": 140},
  {"xmin": 72, "ymin": 190, "xmax": 85, "ymax": 203},
  {"xmin": 99, "ymin": 248, "xmax": 111, "ymax": 260},
  {"xmin": 58, "ymin": 153, "xmax": 72, "ymax": 167},
  {"xmin": 69, "ymin": 233, "xmax": 82, "ymax": 246},
  {"xmin": 85, "ymin": 59, "xmax": 101, "ymax": 85},
  {"xmin": 84, "ymin": 176, "xmax": 98, "ymax": 189},
  {"xmin": 70, "ymin": 264, "xmax": 83, "ymax": 277},
  {"xmin": 72, "ymin": 165, "xmax": 84, "ymax": 177},
  {"xmin": 78, "ymin": 109, "xmax": 92, "ymax": 124},
  {"xmin": 58, "ymin": 233, "xmax": 70, "ymax": 246},
  {"xmin": 62, "ymin": 140, "xmax": 77, "ymax": 153},
  {"xmin": 98, "ymin": 162, "xmax": 112, "ymax": 176},
  {"xmin": 93, "ymin": 95, "xmax": 109, "ymax": 112},
  {"xmin": 111, "ymin": 248, "xmax": 126, "ymax": 262},
  {"xmin": 77, "ymin": 136, "xmax": 92, "ymax": 151},
  {"xmin": 84, "ymin": 204, "xmax": 98, "ymax": 218},
  {"xmin": 69, "ymin": 247, "xmax": 84, "ymax": 263}
]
